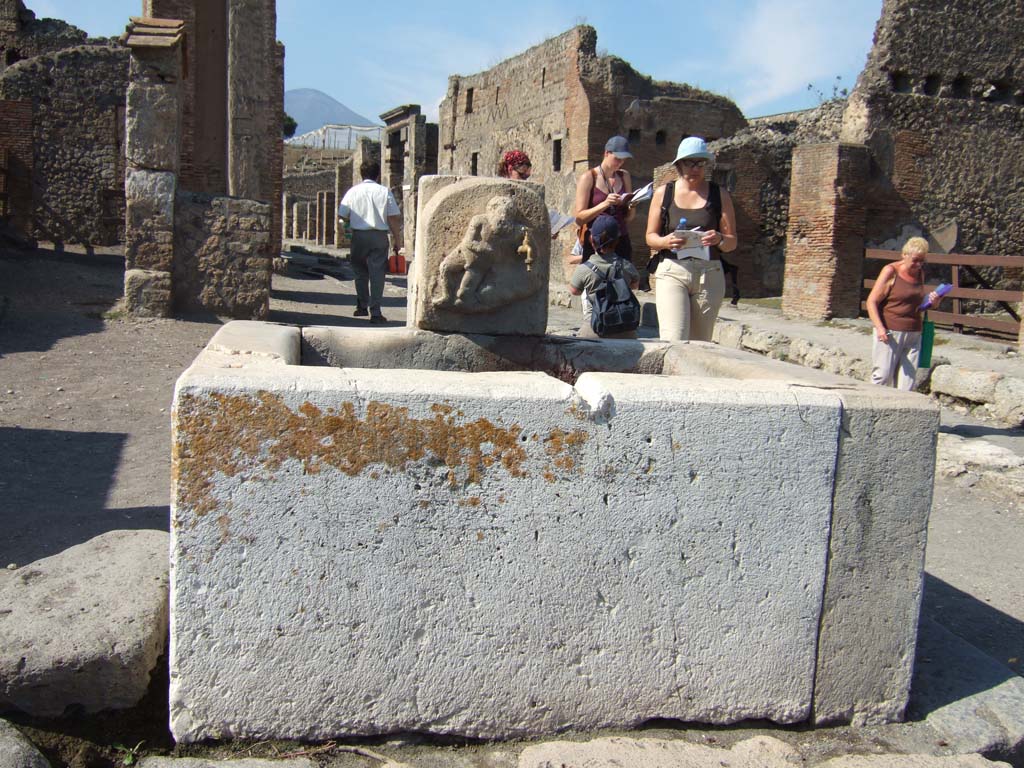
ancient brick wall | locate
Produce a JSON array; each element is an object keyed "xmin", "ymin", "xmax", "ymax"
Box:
[
  {"xmin": 676, "ymin": 100, "xmax": 848, "ymax": 298},
  {"xmin": 0, "ymin": 98, "xmax": 31, "ymax": 233},
  {"xmin": 283, "ymin": 169, "xmax": 335, "ymax": 201},
  {"xmin": 782, "ymin": 143, "xmax": 870, "ymax": 320},
  {"xmin": 173, "ymin": 191, "xmax": 272, "ymax": 318},
  {"xmin": 439, "ymin": 26, "xmax": 746, "ymax": 280},
  {"xmin": 0, "ymin": 44, "xmax": 128, "ymax": 245},
  {"xmin": 843, "ymin": 0, "xmax": 1024, "ymax": 263}
]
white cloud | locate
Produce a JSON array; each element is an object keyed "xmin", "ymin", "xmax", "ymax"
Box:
[{"xmin": 704, "ymin": 0, "xmax": 881, "ymax": 113}]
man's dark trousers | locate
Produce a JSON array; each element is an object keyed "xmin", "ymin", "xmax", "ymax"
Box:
[{"xmin": 350, "ymin": 229, "xmax": 390, "ymax": 316}]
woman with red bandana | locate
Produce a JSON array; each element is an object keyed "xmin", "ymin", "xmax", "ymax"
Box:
[{"xmin": 498, "ymin": 150, "xmax": 532, "ymax": 180}]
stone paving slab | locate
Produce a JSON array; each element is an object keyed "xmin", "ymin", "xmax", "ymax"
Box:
[{"xmin": 0, "ymin": 530, "xmax": 169, "ymax": 718}]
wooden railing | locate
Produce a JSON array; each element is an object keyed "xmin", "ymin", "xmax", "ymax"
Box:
[{"xmin": 863, "ymin": 249, "xmax": 1023, "ymax": 337}]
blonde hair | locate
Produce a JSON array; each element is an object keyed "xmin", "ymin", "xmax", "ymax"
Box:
[{"xmin": 903, "ymin": 237, "xmax": 929, "ymax": 256}]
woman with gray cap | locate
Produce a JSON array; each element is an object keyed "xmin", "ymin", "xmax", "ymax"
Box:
[
  {"xmin": 645, "ymin": 136, "xmax": 737, "ymax": 341},
  {"xmin": 572, "ymin": 135, "xmax": 635, "ymax": 263}
]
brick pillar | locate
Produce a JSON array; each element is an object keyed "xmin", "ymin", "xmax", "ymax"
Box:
[
  {"xmin": 782, "ymin": 143, "xmax": 870, "ymax": 320},
  {"xmin": 123, "ymin": 19, "xmax": 185, "ymax": 318}
]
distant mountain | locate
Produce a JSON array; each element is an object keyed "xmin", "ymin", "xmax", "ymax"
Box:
[{"xmin": 285, "ymin": 89, "xmax": 378, "ymax": 136}]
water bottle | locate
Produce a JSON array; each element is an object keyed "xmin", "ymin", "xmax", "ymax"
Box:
[
  {"xmin": 671, "ymin": 218, "xmax": 687, "ymax": 255},
  {"xmin": 919, "ymin": 282, "xmax": 952, "ymax": 311}
]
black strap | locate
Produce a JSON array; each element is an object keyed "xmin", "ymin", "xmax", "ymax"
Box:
[
  {"xmin": 708, "ymin": 181, "xmax": 722, "ymax": 230},
  {"xmin": 659, "ymin": 181, "xmax": 674, "ymax": 236}
]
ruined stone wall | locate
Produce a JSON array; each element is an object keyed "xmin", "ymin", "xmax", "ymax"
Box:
[
  {"xmin": 173, "ymin": 191, "xmax": 271, "ymax": 318},
  {"xmin": 842, "ymin": 0, "xmax": 1024, "ymax": 261},
  {"xmin": 0, "ymin": 1, "xmax": 91, "ymax": 73},
  {"xmin": 440, "ymin": 27, "xmax": 589, "ymax": 222},
  {"xmin": 283, "ymin": 169, "xmax": 335, "ymax": 201},
  {"xmin": 0, "ymin": 44, "xmax": 128, "ymax": 245},
  {"xmin": 440, "ymin": 26, "xmax": 746, "ymax": 278},
  {"xmin": 683, "ymin": 99, "xmax": 847, "ymax": 297}
]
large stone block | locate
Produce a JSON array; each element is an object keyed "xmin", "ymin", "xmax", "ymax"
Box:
[
  {"xmin": 125, "ymin": 170, "xmax": 176, "ymax": 272},
  {"xmin": 929, "ymin": 366, "xmax": 1002, "ymax": 404},
  {"xmin": 126, "ymin": 78, "xmax": 181, "ymax": 172},
  {"xmin": 410, "ymin": 176, "xmax": 550, "ymax": 336},
  {"xmin": 0, "ymin": 531, "xmax": 169, "ymax": 718},
  {"xmin": 168, "ymin": 323, "xmax": 938, "ymax": 742},
  {"xmin": 124, "ymin": 268, "xmax": 172, "ymax": 318}
]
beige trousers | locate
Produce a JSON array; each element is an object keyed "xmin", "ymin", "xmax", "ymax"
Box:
[
  {"xmin": 871, "ymin": 330, "xmax": 921, "ymax": 391},
  {"xmin": 654, "ymin": 258, "xmax": 725, "ymax": 341}
]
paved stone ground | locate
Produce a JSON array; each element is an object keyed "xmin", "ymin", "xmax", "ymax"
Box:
[{"xmin": 1, "ymin": 242, "xmax": 1021, "ymax": 767}]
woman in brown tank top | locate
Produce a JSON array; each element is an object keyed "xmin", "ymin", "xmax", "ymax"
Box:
[{"xmin": 866, "ymin": 237, "xmax": 940, "ymax": 391}]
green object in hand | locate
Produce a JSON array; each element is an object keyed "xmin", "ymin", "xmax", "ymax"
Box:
[{"xmin": 919, "ymin": 314, "xmax": 936, "ymax": 368}]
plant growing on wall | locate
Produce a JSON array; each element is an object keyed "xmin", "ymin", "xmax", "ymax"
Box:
[{"xmin": 283, "ymin": 112, "xmax": 297, "ymax": 138}]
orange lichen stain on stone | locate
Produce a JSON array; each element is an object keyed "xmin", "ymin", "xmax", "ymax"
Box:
[
  {"xmin": 459, "ymin": 496, "xmax": 482, "ymax": 508},
  {"xmin": 476, "ymin": 531, "xmax": 484, "ymax": 541},
  {"xmin": 217, "ymin": 514, "xmax": 231, "ymax": 544},
  {"xmin": 174, "ymin": 391, "xmax": 545, "ymax": 516},
  {"xmin": 566, "ymin": 401, "xmax": 590, "ymax": 422}
]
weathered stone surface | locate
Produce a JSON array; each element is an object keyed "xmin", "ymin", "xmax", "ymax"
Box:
[
  {"xmin": 929, "ymin": 367, "xmax": 1003, "ymax": 405},
  {"xmin": 301, "ymin": 325, "xmax": 668, "ymax": 377},
  {"xmin": 820, "ymin": 755, "xmax": 1011, "ymax": 767},
  {"xmin": 0, "ymin": 45, "xmax": 129, "ymax": 246},
  {"xmin": 812, "ymin": 389, "xmax": 938, "ymax": 725},
  {"xmin": 140, "ymin": 760, "xmax": 315, "ymax": 768},
  {"xmin": 172, "ymin": 193, "xmax": 272, "ymax": 320},
  {"xmin": 0, "ymin": 530, "xmax": 169, "ymax": 718},
  {"xmin": 124, "ymin": 268, "xmax": 172, "ymax": 318},
  {"xmin": 208, "ymin": 321, "xmax": 300, "ymax": 364},
  {"xmin": 518, "ymin": 735, "xmax": 802, "ymax": 768},
  {"xmin": 410, "ymin": 176, "xmax": 550, "ymax": 335},
  {"xmin": 0, "ymin": 720, "xmax": 50, "ymax": 768},
  {"xmin": 935, "ymin": 433, "xmax": 1024, "ymax": 497},
  {"xmin": 171, "ymin": 340, "xmax": 847, "ymax": 740},
  {"xmin": 911, "ymin": 619, "xmax": 1024, "ymax": 762},
  {"xmin": 992, "ymin": 375, "xmax": 1024, "ymax": 426},
  {"xmin": 125, "ymin": 169, "xmax": 176, "ymax": 273},
  {"xmin": 126, "ymin": 52, "xmax": 182, "ymax": 172}
]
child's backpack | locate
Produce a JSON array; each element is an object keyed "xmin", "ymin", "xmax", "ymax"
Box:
[{"xmin": 586, "ymin": 260, "xmax": 641, "ymax": 337}]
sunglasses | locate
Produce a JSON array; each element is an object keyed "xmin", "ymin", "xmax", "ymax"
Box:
[{"xmin": 679, "ymin": 159, "xmax": 707, "ymax": 169}]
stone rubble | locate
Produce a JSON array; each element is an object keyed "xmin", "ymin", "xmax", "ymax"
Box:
[
  {"xmin": 0, "ymin": 719, "xmax": 51, "ymax": 768},
  {"xmin": 0, "ymin": 530, "xmax": 169, "ymax": 718}
]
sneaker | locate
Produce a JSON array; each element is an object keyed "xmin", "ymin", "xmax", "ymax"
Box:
[
  {"xmin": 353, "ymin": 307, "xmax": 369, "ymax": 317},
  {"xmin": 369, "ymin": 314, "xmax": 387, "ymax": 325}
]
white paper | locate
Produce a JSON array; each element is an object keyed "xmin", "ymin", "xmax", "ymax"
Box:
[
  {"xmin": 672, "ymin": 229, "xmax": 710, "ymax": 260},
  {"xmin": 549, "ymin": 209, "xmax": 576, "ymax": 235}
]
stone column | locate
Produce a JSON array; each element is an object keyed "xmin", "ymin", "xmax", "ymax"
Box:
[
  {"xmin": 227, "ymin": 0, "xmax": 269, "ymax": 200},
  {"xmin": 782, "ymin": 143, "xmax": 870, "ymax": 321},
  {"xmin": 334, "ymin": 162, "xmax": 352, "ymax": 248},
  {"xmin": 304, "ymin": 201, "xmax": 313, "ymax": 241},
  {"xmin": 292, "ymin": 201, "xmax": 305, "ymax": 240},
  {"xmin": 322, "ymin": 192, "xmax": 335, "ymax": 246},
  {"xmin": 282, "ymin": 192, "xmax": 293, "ymax": 242},
  {"xmin": 314, "ymin": 192, "xmax": 325, "ymax": 245},
  {"xmin": 123, "ymin": 19, "xmax": 185, "ymax": 318}
]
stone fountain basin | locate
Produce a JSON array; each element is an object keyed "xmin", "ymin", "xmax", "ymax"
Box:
[{"xmin": 169, "ymin": 321, "xmax": 938, "ymax": 742}]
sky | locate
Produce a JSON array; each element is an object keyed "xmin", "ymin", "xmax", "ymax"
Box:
[{"xmin": 33, "ymin": 0, "xmax": 884, "ymax": 123}]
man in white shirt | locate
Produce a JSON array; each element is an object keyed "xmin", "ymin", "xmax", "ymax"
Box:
[{"xmin": 337, "ymin": 160, "xmax": 403, "ymax": 323}]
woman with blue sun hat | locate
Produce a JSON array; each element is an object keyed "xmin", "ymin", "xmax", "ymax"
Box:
[{"xmin": 645, "ymin": 136, "xmax": 737, "ymax": 341}]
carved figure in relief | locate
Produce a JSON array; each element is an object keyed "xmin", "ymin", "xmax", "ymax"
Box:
[{"xmin": 433, "ymin": 196, "xmax": 541, "ymax": 313}]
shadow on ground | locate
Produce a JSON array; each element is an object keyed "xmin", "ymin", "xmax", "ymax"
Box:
[
  {"xmin": 0, "ymin": 248, "xmax": 123, "ymax": 357},
  {"xmin": 0, "ymin": 427, "xmax": 168, "ymax": 564}
]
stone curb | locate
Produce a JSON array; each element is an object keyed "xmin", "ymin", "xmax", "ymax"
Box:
[{"xmin": 551, "ymin": 289, "xmax": 1022, "ymax": 427}]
